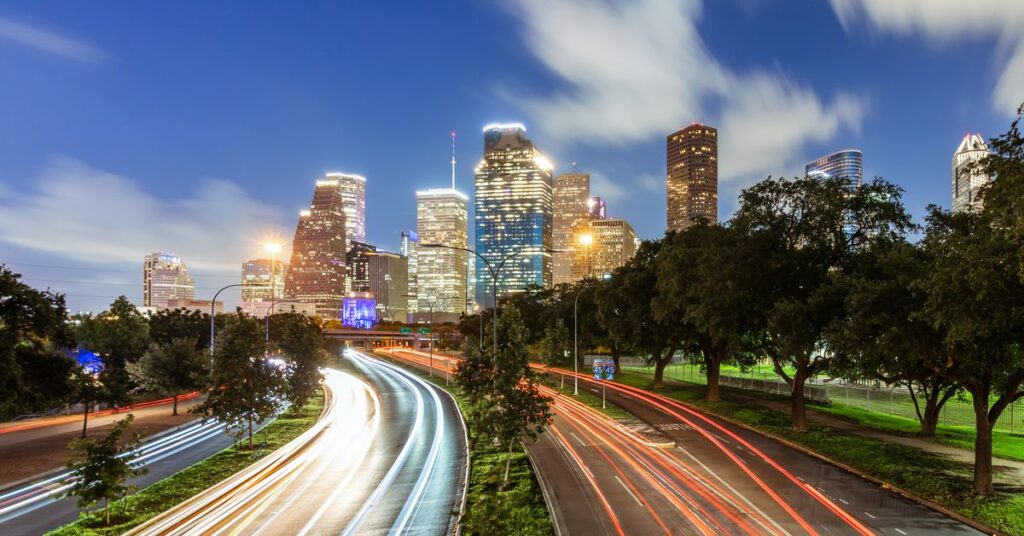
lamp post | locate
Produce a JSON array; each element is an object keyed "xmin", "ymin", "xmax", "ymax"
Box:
[
  {"xmin": 403, "ymin": 293, "xmax": 448, "ymax": 379},
  {"xmin": 209, "ymin": 284, "xmax": 243, "ymax": 358},
  {"xmin": 574, "ymin": 289, "xmax": 583, "ymax": 396}
]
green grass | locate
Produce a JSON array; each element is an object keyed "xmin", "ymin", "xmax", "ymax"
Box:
[
  {"xmin": 615, "ymin": 371, "xmax": 1024, "ymax": 535},
  {"xmin": 374, "ymin": 352, "xmax": 554, "ymax": 536},
  {"xmin": 47, "ymin": 392, "xmax": 325, "ymax": 536},
  {"xmin": 540, "ymin": 374, "xmax": 632, "ymax": 420}
]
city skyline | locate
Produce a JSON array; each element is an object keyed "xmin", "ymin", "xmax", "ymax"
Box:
[{"xmin": 1, "ymin": 1, "xmax": 1021, "ymax": 312}]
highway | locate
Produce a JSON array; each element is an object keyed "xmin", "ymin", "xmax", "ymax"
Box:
[
  {"xmin": 383, "ymin": 348, "xmax": 981, "ymax": 536},
  {"xmin": 130, "ymin": 357, "xmax": 468, "ymax": 535}
]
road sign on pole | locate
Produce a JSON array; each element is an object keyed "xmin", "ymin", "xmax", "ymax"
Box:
[
  {"xmin": 417, "ymin": 327, "xmax": 431, "ymax": 335},
  {"xmin": 400, "ymin": 326, "xmax": 412, "ymax": 334}
]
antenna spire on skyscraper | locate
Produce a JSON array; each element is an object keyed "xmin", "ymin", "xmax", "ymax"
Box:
[{"xmin": 450, "ymin": 130, "xmax": 457, "ymax": 190}]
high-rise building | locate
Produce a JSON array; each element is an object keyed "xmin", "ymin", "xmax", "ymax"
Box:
[
  {"xmin": 143, "ymin": 252, "xmax": 195, "ymax": 308},
  {"xmin": 322, "ymin": 172, "xmax": 366, "ymax": 253},
  {"xmin": 667, "ymin": 124, "xmax": 718, "ymax": 232},
  {"xmin": 805, "ymin": 149, "xmax": 864, "ymax": 186},
  {"xmin": 367, "ymin": 250, "xmax": 408, "ymax": 322},
  {"xmin": 570, "ymin": 218, "xmax": 637, "ymax": 281},
  {"xmin": 284, "ymin": 179, "xmax": 347, "ymax": 318},
  {"xmin": 416, "ymin": 188, "xmax": 468, "ymax": 316},
  {"xmin": 346, "ymin": 241, "xmax": 376, "ymax": 292},
  {"xmin": 474, "ymin": 123, "xmax": 554, "ymax": 306},
  {"xmin": 587, "ymin": 196, "xmax": 607, "ymax": 220},
  {"xmin": 400, "ymin": 230, "xmax": 419, "ymax": 316},
  {"xmin": 552, "ymin": 172, "xmax": 590, "ymax": 286},
  {"xmin": 952, "ymin": 134, "xmax": 991, "ymax": 213},
  {"xmin": 241, "ymin": 258, "xmax": 287, "ymax": 313}
]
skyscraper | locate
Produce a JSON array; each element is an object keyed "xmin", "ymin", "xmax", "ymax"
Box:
[
  {"xmin": 322, "ymin": 172, "xmax": 366, "ymax": 253},
  {"xmin": 346, "ymin": 241, "xmax": 376, "ymax": 292},
  {"xmin": 587, "ymin": 196, "xmax": 607, "ymax": 220},
  {"xmin": 416, "ymin": 188, "xmax": 468, "ymax": 316},
  {"xmin": 367, "ymin": 250, "xmax": 408, "ymax": 322},
  {"xmin": 400, "ymin": 230, "xmax": 419, "ymax": 317},
  {"xmin": 952, "ymin": 134, "xmax": 991, "ymax": 213},
  {"xmin": 805, "ymin": 149, "xmax": 864, "ymax": 186},
  {"xmin": 570, "ymin": 218, "xmax": 637, "ymax": 281},
  {"xmin": 474, "ymin": 123, "xmax": 554, "ymax": 306},
  {"xmin": 552, "ymin": 172, "xmax": 590, "ymax": 286},
  {"xmin": 667, "ymin": 124, "xmax": 718, "ymax": 232},
  {"xmin": 143, "ymin": 252, "xmax": 195, "ymax": 308},
  {"xmin": 284, "ymin": 179, "xmax": 347, "ymax": 318},
  {"xmin": 241, "ymin": 258, "xmax": 287, "ymax": 312}
]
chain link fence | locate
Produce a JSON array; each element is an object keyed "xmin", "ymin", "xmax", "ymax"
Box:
[{"xmin": 619, "ymin": 356, "xmax": 1024, "ymax": 434}]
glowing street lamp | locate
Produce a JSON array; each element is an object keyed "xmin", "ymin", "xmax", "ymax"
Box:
[{"xmin": 264, "ymin": 243, "xmax": 282, "ymax": 302}]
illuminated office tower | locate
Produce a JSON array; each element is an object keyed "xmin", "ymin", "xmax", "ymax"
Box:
[
  {"xmin": 346, "ymin": 241, "xmax": 376, "ymax": 292},
  {"xmin": 952, "ymin": 134, "xmax": 991, "ymax": 213},
  {"xmin": 474, "ymin": 123, "xmax": 554, "ymax": 306},
  {"xmin": 284, "ymin": 179, "xmax": 347, "ymax": 318},
  {"xmin": 570, "ymin": 218, "xmax": 637, "ymax": 280},
  {"xmin": 241, "ymin": 258, "xmax": 287, "ymax": 312},
  {"xmin": 322, "ymin": 172, "xmax": 366, "ymax": 253},
  {"xmin": 667, "ymin": 124, "xmax": 718, "ymax": 231},
  {"xmin": 400, "ymin": 230, "xmax": 419, "ymax": 317},
  {"xmin": 805, "ymin": 149, "xmax": 864, "ymax": 186},
  {"xmin": 143, "ymin": 252, "xmax": 195, "ymax": 308},
  {"xmin": 587, "ymin": 196, "xmax": 606, "ymax": 220},
  {"xmin": 552, "ymin": 172, "xmax": 590, "ymax": 286},
  {"xmin": 416, "ymin": 188, "xmax": 468, "ymax": 316},
  {"xmin": 367, "ymin": 250, "xmax": 408, "ymax": 322}
]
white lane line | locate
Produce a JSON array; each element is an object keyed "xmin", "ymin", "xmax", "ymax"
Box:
[
  {"xmin": 613, "ymin": 475, "xmax": 643, "ymax": 507},
  {"xmin": 838, "ymin": 498, "xmax": 849, "ymax": 505},
  {"xmin": 864, "ymin": 512, "xmax": 877, "ymax": 519},
  {"xmin": 894, "ymin": 529, "xmax": 907, "ymax": 535},
  {"xmin": 569, "ymin": 432, "xmax": 587, "ymax": 447}
]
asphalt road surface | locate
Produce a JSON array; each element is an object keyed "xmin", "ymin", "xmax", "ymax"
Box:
[{"xmin": 131, "ymin": 358, "xmax": 468, "ymax": 535}]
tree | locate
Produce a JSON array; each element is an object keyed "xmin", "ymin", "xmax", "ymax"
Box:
[
  {"xmin": 595, "ymin": 240, "xmax": 690, "ymax": 388},
  {"xmin": 731, "ymin": 175, "xmax": 912, "ymax": 430},
  {"xmin": 147, "ymin": 308, "xmax": 210, "ymax": 349},
  {"xmin": 0, "ymin": 265, "xmax": 78, "ymax": 420},
  {"xmin": 197, "ymin": 314, "xmax": 285, "ymax": 448},
  {"xmin": 269, "ymin": 312, "xmax": 326, "ymax": 409},
  {"xmin": 128, "ymin": 338, "xmax": 208, "ymax": 416},
  {"xmin": 75, "ymin": 296, "xmax": 151, "ymax": 407},
  {"xmin": 538, "ymin": 325, "xmax": 572, "ymax": 368},
  {"xmin": 826, "ymin": 241, "xmax": 958, "ymax": 436},
  {"xmin": 454, "ymin": 306, "xmax": 552, "ymax": 482},
  {"xmin": 70, "ymin": 366, "xmax": 105, "ymax": 438},
  {"xmin": 65, "ymin": 414, "xmax": 146, "ymax": 525},
  {"xmin": 655, "ymin": 224, "xmax": 764, "ymax": 401}
]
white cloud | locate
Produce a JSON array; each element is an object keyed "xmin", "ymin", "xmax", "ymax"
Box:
[
  {"xmin": 0, "ymin": 157, "xmax": 289, "ymax": 272},
  {"xmin": 829, "ymin": 0, "xmax": 1024, "ymax": 113},
  {"xmin": 589, "ymin": 171, "xmax": 627, "ymax": 202},
  {"xmin": 0, "ymin": 17, "xmax": 103, "ymax": 63},
  {"xmin": 506, "ymin": 0, "xmax": 865, "ymax": 184}
]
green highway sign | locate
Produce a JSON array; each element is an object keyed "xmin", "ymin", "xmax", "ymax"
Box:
[
  {"xmin": 417, "ymin": 327, "xmax": 431, "ymax": 335},
  {"xmin": 399, "ymin": 327, "xmax": 412, "ymax": 334}
]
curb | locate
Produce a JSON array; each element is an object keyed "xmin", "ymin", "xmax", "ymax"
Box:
[{"xmin": 523, "ymin": 443, "xmax": 567, "ymax": 536}]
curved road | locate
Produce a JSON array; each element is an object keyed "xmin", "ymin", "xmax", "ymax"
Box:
[{"xmin": 131, "ymin": 357, "xmax": 467, "ymax": 535}]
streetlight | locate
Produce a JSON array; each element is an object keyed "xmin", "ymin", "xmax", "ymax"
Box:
[
  {"xmin": 265, "ymin": 243, "xmax": 282, "ymax": 302},
  {"xmin": 403, "ymin": 294, "xmax": 449, "ymax": 379},
  {"xmin": 574, "ymin": 288, "xmax": 584, "ymax": 396},
  {"xmin": 578, "ymin": 233, "xmax": 593, "ymax": 278},
  {"xmin": 209, "ymin": 284, "xmax": 243, "ymax": 358}
]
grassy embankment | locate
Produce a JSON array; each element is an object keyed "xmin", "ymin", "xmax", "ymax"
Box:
[
  {"xmin": 47, "ymin": 392, "xmax": 325, "ymax": 536},
  {"xmin": 615, "ymin": 370, "xmax": 1024, "ymax": 535}
]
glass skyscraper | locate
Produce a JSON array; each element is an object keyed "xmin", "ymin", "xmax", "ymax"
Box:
[
  {"xmin": 416, "ymin": 188, "xmax": 468, "ymax": 316},
  {"xmin": 474, "ymin": 123, "xmax": 553, "ymax": 307},
  {"xmin": 952, "ymin": 133, "xmax": 990, "ymax": 213},
  {"xmin": 284, "ymin": 179, "xmax": 347, "ymax": 318},
  {"xmin": 552, "ymin": 172, "xmax": 590, "ymax": 286},
  {"xmin": 667, "ymin": 124, "xmax": 718, "ymax": 232},
  {"xmin": 805, "ymin": 149, "xmax": 864, "ymax": 186}
]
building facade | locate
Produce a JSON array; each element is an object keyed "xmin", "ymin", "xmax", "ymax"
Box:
[
  {"xmin": 952, "ymin": 134, "xmax": 991, "ymax": 213},
  {"xmin": 346, "ymin": 241, "xmax": 376, "ymax": 292},
  {"xmin": 552, "ymin": 172, "xmax": 590, "ymax": 286},
  {"xmin": 321, "ymin": 172, "xmax": 366, "ymax": 253},
  {"xmin": 805, "ymin": 149, "xmax": 864, "ymax": 186},
  {"xmin": 143, "ymin": 252, "xmax": 195, "ymax": 308},
  {"xmin": 474, "ymin": 123, "xmax": 554, "ymax": 306},
  {"xmin": 416, "ymin": 188, "xmax": 468, "ymax": 316},
  {"xmin": 667, "ymin": 124, "xmax": 718, "ymax": 232},
  {"xmin": 367, "ymin": 250, "xmax": 408, "ymax": 322},
  {"xmin": 284, "ymin": 179, "xmax": 347, "ymax": 318},
  {"xmin": 570, "ymin": 218, "xmax": 637, "ymax": 281},
  {"xmin": 241, "ymin": 258, "xmax": 287, "ymax": 313},
  {"xmin": 400, "ymin": 230, "xmax": 419, "ymax": 316},
  {"xmin": 166, "ymin": 298, "xmax": 223, "ymax": 315}
]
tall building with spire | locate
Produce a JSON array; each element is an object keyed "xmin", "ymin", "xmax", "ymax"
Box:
[
  {"xmin": 143, "ymin": 252, "xmax": 195, "ymax": 308},
  {"xmin": 474, "ymin": 123, "xmax": 554, "ymax": 306},
  {"xmin": 952, "ymin": 133, "xmax": 991, "ymax": 213},
  {"xmin": 284, "ymin": 179, "xmax": 347, "ymax": 318},
  {"xmin": 552, "ymin": 172, "xmax": 590, "ymax": 286},
  {"xmin": 667, "ymin": 124, "xmax": 718, "ymax": 232},
  {"xmin": 416, "ymin": 188, "xmax": 468, "ymax": 317}
]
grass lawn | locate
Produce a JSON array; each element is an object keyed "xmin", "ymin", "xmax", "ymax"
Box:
[
  {"xmin": 539, "ymin": 374, "xmax": 632, "ymax": 420},
  {"xmin": 375, "ymin": 352, "xmax": 553, "ymax": 536},
  {"xmin": 47, "ymin": 391, "xmax": 325, "ymax": 536},
  {"xmin": 615, "ymin": 371, "xmax": 1024, "ymax": 536}
]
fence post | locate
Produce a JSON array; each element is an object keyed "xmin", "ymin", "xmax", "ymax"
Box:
[{"xmin": 889, "ymin": 389, "xmax": 893, "ymax": 415}]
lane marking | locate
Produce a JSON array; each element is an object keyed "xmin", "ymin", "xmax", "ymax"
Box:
[
  {"xmin": 895, "ymin": 529, "xmax": 907, "ymax": 535},
  {"xmin": 613, "ymin": 475, "xmax": 644, "ymax": 507},
  {"xmin": 569, "ymin": 432, "xmax": 588, "ymax": 447},
  {"xmin": 864, "ymin": 512, "xmax": 877, "ymax": 519}
]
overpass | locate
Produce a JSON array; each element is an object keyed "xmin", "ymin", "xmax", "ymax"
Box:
[{"xmin": 323, "ymin": 328, "xmax": 426, "ymax": 349}]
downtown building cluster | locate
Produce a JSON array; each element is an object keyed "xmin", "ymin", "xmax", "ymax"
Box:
[{"xmin": 141, "ymin": 124, "xmax": 992, "ymax": 323}]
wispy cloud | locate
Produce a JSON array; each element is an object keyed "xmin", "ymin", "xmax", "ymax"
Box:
[
  {"xmin": 504, "ymin": 0, "xmax": 865, "ymax": 185},
  {"xmin": 829, "ymin": 0, "xmax": 1024, "ymax": 113},
  {"xmin": 0, "ymin": 157, "xmax": 289, "ymax": 272},
  {"xmin": 0, "ymin": 17, "xmax": 103, "ymax": 63},
  {"xmin": 589, "ymin": 171, "xmax": 627, "ymax": 202}
]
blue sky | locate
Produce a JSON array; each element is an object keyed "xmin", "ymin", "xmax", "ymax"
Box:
[{"xmin": 1, "ymin": 0, "xmax": 1021, "ymax": 312}]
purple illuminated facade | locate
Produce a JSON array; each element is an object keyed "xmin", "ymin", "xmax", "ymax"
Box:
[{"xmin": 342, "ymin": 293, "xmax": 377, "ymax": 329}]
